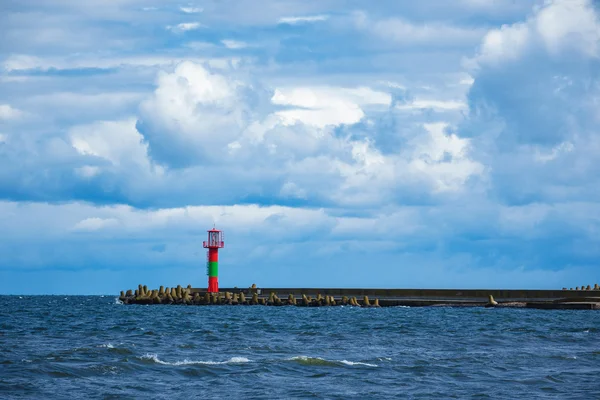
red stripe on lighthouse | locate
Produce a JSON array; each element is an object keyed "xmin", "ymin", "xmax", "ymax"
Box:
[
  {"xmin": 208, "ymin": 276, "xmax": 218, "ymax": 293},
  {"xmin": 208, "ymin": 248, "xmax": 219, "ymax": 262}
]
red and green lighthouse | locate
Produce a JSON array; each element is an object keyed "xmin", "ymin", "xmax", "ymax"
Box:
[{"xmin": 203, "ymin": 227, "xmax": 224, "ymax": 293}]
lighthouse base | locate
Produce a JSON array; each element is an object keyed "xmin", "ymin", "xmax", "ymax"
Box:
[{"xmin": 208, "ymin": 276, "xmax": 219, "ymax": 293}]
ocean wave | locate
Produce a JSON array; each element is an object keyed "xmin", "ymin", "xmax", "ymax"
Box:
[
  {"xmin": 140, "ymin": 354, "xmax": 251, "ymax": 366},
  {"xmin": 339, "ymin": 360, "xmax": 378, "ymax": 367},
  {"xmin": 288, "ymin": 356, "xmax": 377, "ymax": 367}
]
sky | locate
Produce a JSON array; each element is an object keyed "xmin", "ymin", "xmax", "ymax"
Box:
[{"xmin": 1, "ymin": 0, "xmax": 599, "ymax": 294}]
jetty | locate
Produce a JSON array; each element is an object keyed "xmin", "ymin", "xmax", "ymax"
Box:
[
  {"xmin": 118, "ymin": 284, "xmax": 600, "ymax": 310},
  {"xmin": 118, "ymin": 227, "xmax": 600, "ymax": 310}
]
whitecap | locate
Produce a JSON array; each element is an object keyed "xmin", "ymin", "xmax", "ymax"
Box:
[
  {"xmin": 141, "ymin": 353, "xmax": 250, "ymax": 366},
  {"xmin": 114, "ymin": 298, "xmax": 123, "ymax": 305},
  {"xmin": 340, "ymin": 360, "xmax": 378, "ymax": 367},
  {"xmin": 288, "ymin": 356, "xmax": 321, "ymax": 361},
  {"xmin": 288, "ymin": 355, "xmax": 377, "ymax": 367},
  {"xmin": 99, "ymin": 343, "xmax": 115, "ymax": 349}
]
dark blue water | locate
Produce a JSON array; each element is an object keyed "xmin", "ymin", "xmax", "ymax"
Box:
[{"xmin": 1, "ymin": 296, "xmax": 599, "ymax": 399}]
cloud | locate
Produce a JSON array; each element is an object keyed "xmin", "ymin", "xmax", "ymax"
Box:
[
  {"xmin": 0, "ymin": 104, "xmax": 23, "ymax": 120},
  {"xmin": 408, "ymin": 123, "xmax": 484, "ymax": 192},
  {"xmin": 137, "ymin": 61, "xmax": 266, "ymax": 167},
  {"xmin": 1, "ymin": 199, "xmax": 598, "ymax": 292},
  {"xmin": 221, "ymin": 40, "xmax": 248, "ymax": 49},
  {"xmin": 180, "ymin": 6, "xmax": 203, "ymax": 14},
  {"xmin": 69, "ymin": 118, "xmax": 150, "ymax": 168},
  {"xmin": 72, "ymin": 217, "xmax": 119, "ymax": 231},
  {"xmin": 461, "ymin": 0, "xmax": 600, "ymax": 204},
  {"xmin": 396, "ymin": 99, "xmax": 467, "ymax": 112},
  {"xmin": 166, "ymin": 22, "xmax": 203, "ymax": 32},
  {"xmin": 271, "ymin": 86, "xmax": 391, "ymax": 127},
  {"xmin": 354, "ymin": 12, "xmax": 485, "ymax": 47},
  {"xmin": 22, "ymin": 92, "xmax": 144, "ymax": 123},
  {"xmin": 278, "ymin": 15, "xmax": 329, "ymax": 25},
  {"xmin": 1, "ymin": 57, "xmax": 482, "ymax": 209},
  {"xmin": 471, "ymin": 0, "xmax": 600, "ymax": 67},
  {"xmin": 1, "ymin": 53, "xmax": 237, "ymax": 73}
]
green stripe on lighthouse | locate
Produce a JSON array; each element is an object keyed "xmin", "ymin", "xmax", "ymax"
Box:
[{"xmin": 208, "ymin": 261, "xmax": 218, "ymax": 277}]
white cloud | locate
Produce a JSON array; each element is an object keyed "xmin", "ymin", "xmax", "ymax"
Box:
[
  {"xmin": 180, "ymin": 6, "xmax": 203, "ymax": 14},
  {"xmin": 166, "ymin": 22, "xmax": 203, "ymax": 32},
  {"xmin": 460, "ymin": 0, "xmax": 600, "ymax": 207},
  {"xmin": 356, "ymin": 12, "xmax": 485, "ymax": 47},
  {"xmin": 534, "ymin": 141, "xmax": 574, "ymax": 163},
  {"xmin": 72, "ymin": 217, "xmax": 119, "ymax": 231},
  {"xmin": 472, "ymin": 0, "xmax": 600, "ymax": 67},
  {"xmin": 0, "ymin": 104, "xmax": 23, "ymax": 120},
  {"xmin": 279, "ymin": 181, "xmax": 307, "ymax": 199},
  {"xmin": 535, "ymin": 0, "xmax": 600, "ymax": 57},
  {"xmin": 221, "ymin": 40, "xmax": 248, "ymax": 49},
  {"xmin": 396, "ymin": 99, "xmax": 467, "ymax": 112},
  {"xmin": 271, "ymin": 86, "xmax": 391, "ymax": 127},
  {"xmin": 278, "ymin": 15, "xmax": 329, "ymax": 25},
  {"xmin": 409, "ymin": 123, "xmax": 484, "ymax": 192},
  {"xmin": 2, "ymin": 53, "xmax": 239, "ymax": 72},
  {"xmin": 138, "ymin": 61, "xmax": 259, "ymax": 166},
  {"xmin": 69, "ymin": 118, "xmax": 150, "ymax": 168}
]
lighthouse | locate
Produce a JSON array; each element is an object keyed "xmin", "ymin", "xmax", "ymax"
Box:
[{"xmin": 203, "ymin": 227, "xmax": 224, "ymax": 293}]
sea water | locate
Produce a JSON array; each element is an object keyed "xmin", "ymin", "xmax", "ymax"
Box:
[{"xmin": 1, "ymin": 295, "xmax": 599, "ymax": 399}]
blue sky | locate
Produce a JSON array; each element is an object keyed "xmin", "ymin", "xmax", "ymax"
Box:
[{"xmin": 1, "ymin": 0, "xmax": 599, "ymax": 294}]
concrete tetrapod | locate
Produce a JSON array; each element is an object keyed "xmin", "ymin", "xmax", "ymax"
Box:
[
  {"xmin": 363, "ymin": 296, "xmax": 371, "ymax": 307},
  {"xmin": 486, "ymin": 295, "xmax": 498, "ymax": 308}
]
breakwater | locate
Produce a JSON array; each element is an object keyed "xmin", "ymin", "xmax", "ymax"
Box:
[{"xmin": 119, "ymin": 284, "xmax": 600, "ymax": 309}]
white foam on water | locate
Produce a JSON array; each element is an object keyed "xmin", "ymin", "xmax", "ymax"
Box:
[
  {"xmin": 288, "ymin": 355, "xmax": 377, "ymax": 367},
  {"xmin": 288, "ymin": 356, "xmax": 322, "ymax": 361},
  {"xmin": 114, "ymin": 298, "xmax": 123, "ymax": 305},
  {"xmin": 99, "ymin": 343, "xmax": 115, "ymax": 349},
  {"xmin": 141, "ymin": 353, "xmax": 251, "ymax": 366},
  {"xmin": 340, "ymin": 360, "xmax": 378, "ymax": 367}
]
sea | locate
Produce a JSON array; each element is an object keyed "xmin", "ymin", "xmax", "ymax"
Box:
[{"xmin": 1, "ymin": 295, "xmax": 599, "ymax": 399}]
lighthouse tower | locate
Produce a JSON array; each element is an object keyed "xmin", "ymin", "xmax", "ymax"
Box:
[{"xmin": 203, "ymin": 227, "xmax": 224, "ymax": 293}]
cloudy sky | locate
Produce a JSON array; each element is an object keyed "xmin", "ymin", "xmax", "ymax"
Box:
[{"xmin": 1, "ymin": 0, "xmax": 599, "ymax": 294}]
